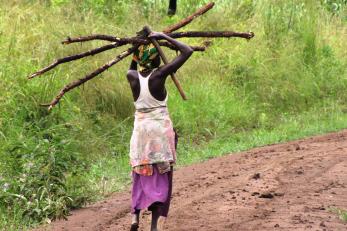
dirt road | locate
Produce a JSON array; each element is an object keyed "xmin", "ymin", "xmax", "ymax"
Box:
[{"xmin": 38, "ymin": 129, "xmax": 347, "ymax": 231}]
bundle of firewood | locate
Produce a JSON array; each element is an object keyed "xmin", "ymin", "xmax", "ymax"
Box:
[{"xmin": 28, "ymin": 2, "xmax": 254, "ymax": 110}]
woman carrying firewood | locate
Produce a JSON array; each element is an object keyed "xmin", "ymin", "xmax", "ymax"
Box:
[{"xmin": 126, "ymin": 32, "xmax": 193, "ymax": 231}]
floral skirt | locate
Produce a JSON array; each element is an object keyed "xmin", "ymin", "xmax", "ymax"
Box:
[{"xmin": 129, "ymin": 107, "xmax": 176, "ymax": 167}]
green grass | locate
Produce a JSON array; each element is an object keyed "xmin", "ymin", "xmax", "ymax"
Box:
[
  {"xmin": 0, "ymin": 0, "xmax": 347, "ymax": 230},
  {"xmin": 329, "ymin": 207, "xmax": 347, "ymax": 222},
  {"xmin": 342, "ymin": 211, "xmax": 347, "ymax": 222}
]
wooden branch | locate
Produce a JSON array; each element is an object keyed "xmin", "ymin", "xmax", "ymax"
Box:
[
  {"xmin": 160, "ymin": 42, "xmax": 206, "ymax": 51},
  {"xmin": 28, "ymin": 42, "xmax": 126, "ymax": 79},
  {"xmin": 61, "ymin": 35, "xmax": 155, "ymax": 46},
  {"xmin": 167, "ymin": 31, "xmax": 255, "ymax": 40},
  {"xmin": 47, "ymin": 46, "xmax": 137, "ymax": 110},
  {"xmin": 62, "ymin": 34, "xmax": 120, "ymax": 44},
  {"xmin": 163, "ymin": 2, "xmax": 215, "ymax": 33}
]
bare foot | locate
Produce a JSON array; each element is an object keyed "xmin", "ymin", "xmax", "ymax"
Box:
[{"xmin": 130, "ymin": 223, "xmax": 139, "ymax": 231}]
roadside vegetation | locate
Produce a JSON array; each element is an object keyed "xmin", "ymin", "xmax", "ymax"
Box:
[
  {"xmin": 0, "ymin": 0, "xmax": 346, "ymax": 229},
  {"xmin": 341, "ymin": 211, "xmax": 347, "ymax": 222},
  {"xmin": 330, "ymin": 207, "xmax": 347, "ymax": 222}
]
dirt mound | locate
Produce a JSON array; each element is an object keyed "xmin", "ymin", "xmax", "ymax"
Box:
[{"xmin": 37, "ymin": 130, "xmax": 347, "ymax": 231}]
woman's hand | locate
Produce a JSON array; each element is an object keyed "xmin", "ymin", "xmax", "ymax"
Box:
[{"xmin": 148, "ymin": 31, "xmax": 164, "ymax": 40}]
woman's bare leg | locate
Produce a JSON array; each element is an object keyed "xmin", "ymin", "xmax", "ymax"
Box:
[
  {"xmin": 130, "ymin": 210, "xmax": 140, "ymax": 231},
  {"xmin": 132, "ymin": 213, "xmax": 139, "ymax": 225},
  {"xmin": 151, "ymin": 206, "xmax": 160, "ymax": 231}
]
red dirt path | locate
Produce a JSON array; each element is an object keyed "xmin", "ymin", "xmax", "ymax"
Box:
[{"xmin": 37, "ymin": 129, "xmax": 347, "ymax": 231}]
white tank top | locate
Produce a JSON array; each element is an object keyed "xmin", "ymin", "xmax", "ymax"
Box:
[{"xmin": 134, "ymin": 70, "xmax": 168, "ymax": 110}]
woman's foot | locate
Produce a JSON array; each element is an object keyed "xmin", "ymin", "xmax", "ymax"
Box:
[
  {"xmin": 130, "ymin": 223, "xmax": 139, "ymax": 231},
  {"xmin": 130, "ymin": 212, "xmax": 140, "ymax": 231}
]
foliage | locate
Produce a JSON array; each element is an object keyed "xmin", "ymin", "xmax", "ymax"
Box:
[
  {"xmin": 0, "ymin": 0, "xmax": 346, "ymax": 229},
  {"xmin": 321, "ymin": 0, "xmax": 347, "ymax": 15},
  {"xmin": 329, "ymin": 207, "xmax": 347, "ymax": 222}
]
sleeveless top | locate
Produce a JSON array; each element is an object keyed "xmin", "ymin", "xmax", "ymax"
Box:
[{"xmin": 134, "ymin": 70, "xmax": 168, "ymax": 110}]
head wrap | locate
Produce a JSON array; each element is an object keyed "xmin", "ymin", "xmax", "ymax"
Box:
[{"xmin": 133, "ymin": 44, "xmax": 159, "ymax": 70}]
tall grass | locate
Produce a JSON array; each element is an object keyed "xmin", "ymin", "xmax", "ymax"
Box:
[{"xmin": 0, "ymin": 0, "xmax": 346, "ymax": 229}]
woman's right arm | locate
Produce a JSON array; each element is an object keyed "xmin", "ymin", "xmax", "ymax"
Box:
[
  {"xmin": 129, "ymin": 59, "xmax": 138, "ymax": 71},
  {"xmin": 127, "ymin": 59, "xmax": 138, "ymax": 80}
]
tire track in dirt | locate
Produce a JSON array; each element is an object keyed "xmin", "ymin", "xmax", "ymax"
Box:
[{"xmin": 37, "ymin": 129, "xmax": 347, "ymax": 231}]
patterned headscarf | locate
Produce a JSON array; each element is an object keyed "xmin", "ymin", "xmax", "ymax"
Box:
[{"xmin": 133, "ymin": 44, "xmax": 159, "ymax": 70}]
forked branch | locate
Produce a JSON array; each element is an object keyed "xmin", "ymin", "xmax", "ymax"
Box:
[
  {"xmin": 29, "ymin": 42, "xmax": 122, "ymax": 79},
  {"xmin": 46, "ymin": 46, "xmax": 137, "ymax": 110}
]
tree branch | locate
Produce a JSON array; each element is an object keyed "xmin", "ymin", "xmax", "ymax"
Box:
[
  {"xmin": 167, "ymin": 31, "xmax": 255, "ymax": 39},
  {"xmin": 162, "ymin": 2, "xmax": 215, "ymax": 33},
  {"xmin": 160, "ymin": 41, "xmax": 206, "ymax": 51},
  {"xmin": 62, "ymin": 34, "xmax": 120, "ymax": 44},
  {"xmin": 28, "ymin": 42, "xmax": 126, "ymax": 79},
  {"xmin": 47, "ymin": 46, "xmax": 137, "ymax": 110}
]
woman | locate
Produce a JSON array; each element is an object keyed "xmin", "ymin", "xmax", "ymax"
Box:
[{"xmin": 126, "ymin": 31, "xmax": 193, "ymax": 231}]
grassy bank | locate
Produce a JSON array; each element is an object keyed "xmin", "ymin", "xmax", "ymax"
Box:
[{"xmin": 0, "ymin": 0, "xmax": 346, "ymax": 229}]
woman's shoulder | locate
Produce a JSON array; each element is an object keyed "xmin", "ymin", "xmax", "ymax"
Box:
[
  {"xmin": 150, "ymin": 67, "xmax": 168, "ymax": 80},
  {"xmin": 127, "ymin": 70, "xmax": 139, "ymax": 81}
]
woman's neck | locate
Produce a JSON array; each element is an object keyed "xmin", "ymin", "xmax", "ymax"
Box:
[{"xmin": 139, "ymin": 69, "xmax": 153, "ymax": 77}]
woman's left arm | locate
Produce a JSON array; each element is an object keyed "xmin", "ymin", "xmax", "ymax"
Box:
[
  {"xmin": 127, "ymin": 59, "xmax": 138, "ymax": 80},
  {"xmin": 149, "ymin": 32, "xmax": 193, "ymax": 78}
]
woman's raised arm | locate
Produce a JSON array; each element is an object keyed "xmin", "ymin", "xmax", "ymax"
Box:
[{"xmin": 149, "ymin": 32, "xmax": 193, "ymax": 78}]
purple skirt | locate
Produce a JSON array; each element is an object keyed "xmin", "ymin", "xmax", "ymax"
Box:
[{"xmin": 131, "ymin": 165, "xmax": 173, "ymax": 217}]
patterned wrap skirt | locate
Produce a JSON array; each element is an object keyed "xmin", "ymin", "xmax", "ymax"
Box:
[{"xmin": 129, "ymin": 107, "xmax": 176, "ymax": 167}]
